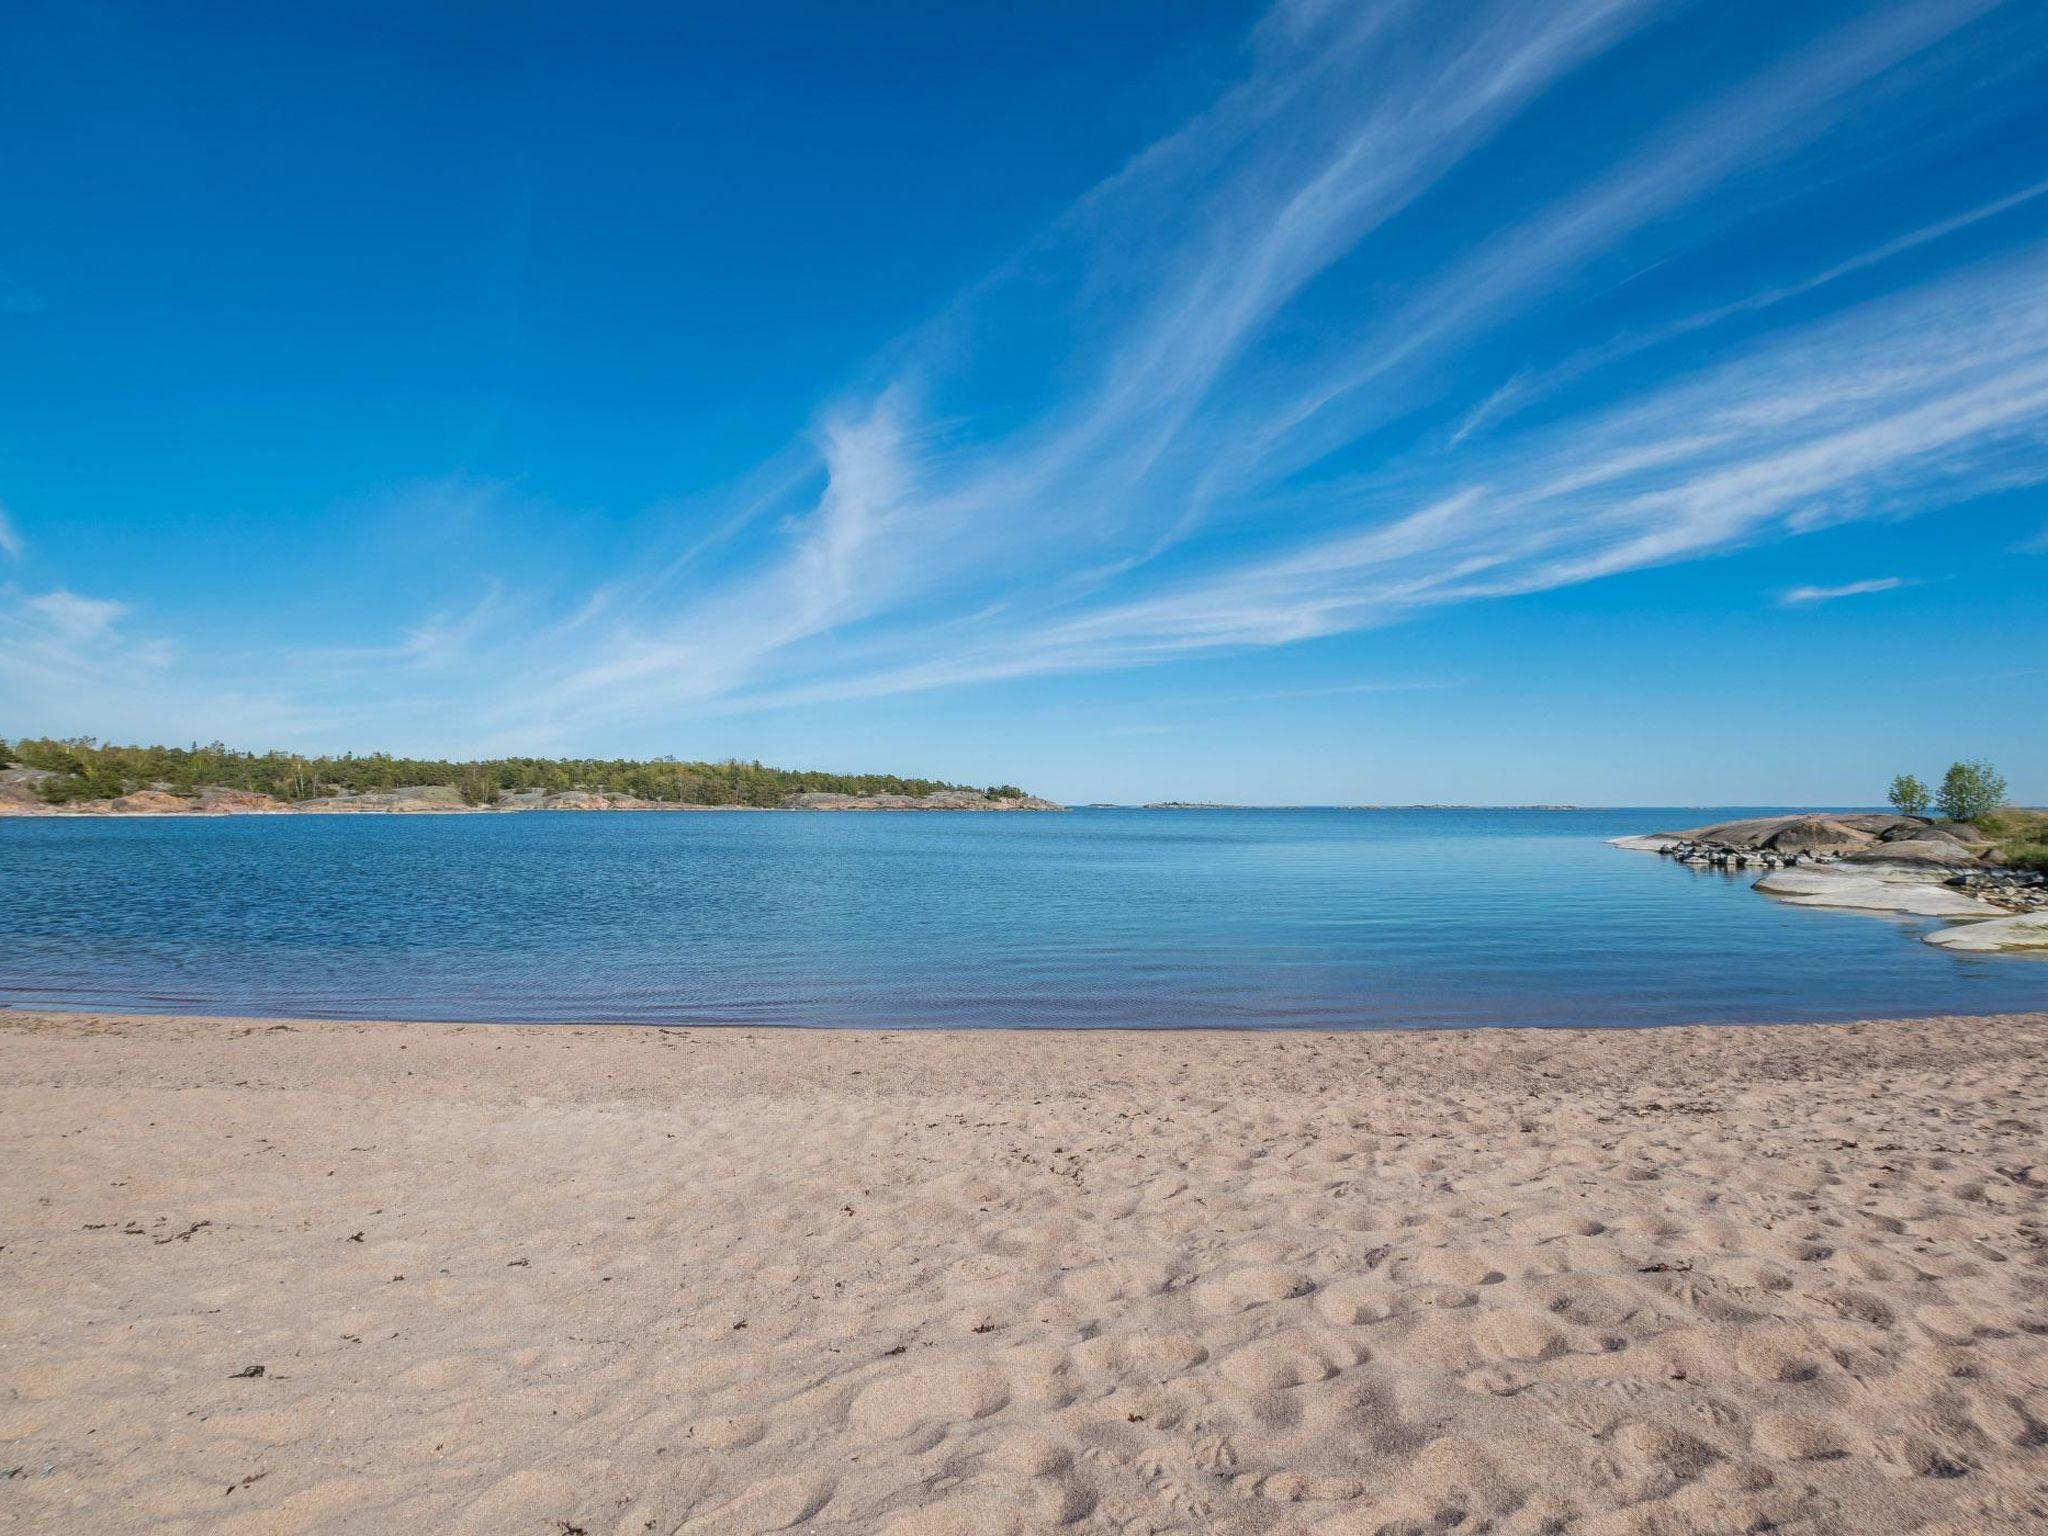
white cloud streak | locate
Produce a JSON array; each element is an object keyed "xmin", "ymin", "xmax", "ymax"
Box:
[
  {"xmin": 1453, "ymin": 171, "xmax": 2048, "ymax": 445},
  {"xmin": 21, "ymin": 0, "xmax": 2047, "ymax": 752},
  {"xmin": 23, "ymin": 589, "xmax": 127, "ymax": 640},
  {"xmin": 1780, "ymin": 577, "xmax": 1913, "ymax": 605}
]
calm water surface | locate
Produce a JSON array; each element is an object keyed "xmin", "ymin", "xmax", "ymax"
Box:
[{"xmin": 1, "ymin": 808, "xmax": 2041, "ymax": 1028}]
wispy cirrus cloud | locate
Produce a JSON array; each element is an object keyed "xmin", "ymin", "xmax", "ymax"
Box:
[
  {"xmin": 639, "ymin": 241, "xmax": 2048, "ymax": 710},
  {"xmin": 26, "ymin": 0, "xmax": 2048, "ymax": 753},
  {"xmin": 1780, "ymin": 577, "xmax": 1915, "ymax": 606},
  {"xmin": 1451, "ymin": 172, "xmax": 2048, "ymax": 446},
  {"xmin": 449, "ymin": 0, "xmax": 1674, "ymax": 743},
  {"xmin": 475, "ymin": 0, "xmax": 2036, "ymax": 740}
]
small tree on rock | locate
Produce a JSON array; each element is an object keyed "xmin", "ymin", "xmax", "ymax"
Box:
[
  {"xmin": 1935, "ymin": 759, "xmax": 2006, "ymax": 824},
  {"xmin": 1887, "ymin": 773, "xmax": 1930, "ymax": 817}
]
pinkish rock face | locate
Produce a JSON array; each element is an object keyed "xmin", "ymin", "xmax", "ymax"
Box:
[{"xmin": 109, "ymin": 790, "xmax": 191, "ymax": 814}]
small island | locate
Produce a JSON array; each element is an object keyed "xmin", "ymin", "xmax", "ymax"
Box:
[{"xmin": 0, "ymin": 737, "xmax": 1064, "ymax": 815}]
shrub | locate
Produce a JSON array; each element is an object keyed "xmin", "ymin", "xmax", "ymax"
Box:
[
  {"xmin": 35, "ymin": 763, "xmax": 126, "ymax": 803},
  {"xmin": 1887, "ymin": 773, "xmax": 1930, "ymax": 817},
  {"xmin": 1935, "ymin": 759, "xmax": 2007, "ymax": 824},
  {"xmin": 1979, "ymin": 808, "xmax": 2048, "ymax": 872}
]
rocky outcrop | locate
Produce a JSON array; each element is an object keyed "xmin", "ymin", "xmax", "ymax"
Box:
[
  {"xmin": 2, "ymin": 778, "xmax": 1062, "ymax": 815},
  {"xmin": 1760, "ymin": 817, "xmax": 1876, "ymax": 854},
  {"xmin": 1881, "ymin": 819, "xmax": 1980, "ymax": 845},
  {"xmin": 1618, "ymin": 809, "xmax": 2044, "ymax": 947},
  {"xmin": 1752, "ymin": 867, "xmax": 1999, "ymax": 918},
  {"xmin": 0, "ymin": 765, "xmax": 56, "ymax": 809},
  {"xmin": 1944, "ymin": 869, "xmax": 2048, "ymax": 913},
  {"xmin": 782, "ymin": 790, "xmax": 1063, "ymax": 811},
  {"xmin": 291, "ymin": 785, "xmax": 471, "ymax": 813},
  {"xmin": 1635, "ymin": 812, "xmax": 1904, "ymax": 850},
  {"xmin": 108, "ymin": 790, "xmax": 193, "ymax": 814},
  {"xmin": 1836, "ymin": 838, "xmax": 1981, "ymax": 871},
  {"xmin": 1617, "ymin": 834, "xmax": 1825, "ymax": 874},
  {"xmin": 1923, "ymin": 911, "xmax": 2048, "ymax": 952},
  {"xmin": 537, "ymin": 791, "xmax": 672, "ymax": 811},
  {"xmin": 197, "ymin": 786, "xmax": 292, "ymax": 813}
]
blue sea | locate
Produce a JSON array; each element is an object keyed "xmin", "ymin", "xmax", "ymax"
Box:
[{"xmin": 1, "ymin": 807, "xmax": 2041, "ymax": 1029}]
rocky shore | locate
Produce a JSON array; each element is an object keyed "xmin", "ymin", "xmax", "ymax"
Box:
[
  {"xmin": 0, "ymin": 768, "xmax": 1063, "ymax": 817},
  {"xmin": 1614, "ymin": 812, "xmax": 2048, "ymax": 952}
]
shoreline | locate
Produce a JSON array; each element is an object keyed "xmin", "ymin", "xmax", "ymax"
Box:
[
  {"xmin": 0, "ymin": 806, "xmax": 1056, "ymax": 819},
  {"xmin": 5, "ymin": 1000, "xmax": 2046, "ymax": 1036},
  {"xmin": 4, "ymin": 1007, "xmax": 2044, "ymax": 1534},
  {"xmin": 1614, "ymin": 811, "xmax": 2048, "ymax": 952}
]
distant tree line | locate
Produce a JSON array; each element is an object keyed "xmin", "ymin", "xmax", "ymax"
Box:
[{"xmin": 0, "ymin": 736, "xmax": 1022, "ymax": 809}]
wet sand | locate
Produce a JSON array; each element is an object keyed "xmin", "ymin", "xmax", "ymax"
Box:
[{"xmin": 2, "ymin": 1009, "xmax": 2044, "ymax": 1534}]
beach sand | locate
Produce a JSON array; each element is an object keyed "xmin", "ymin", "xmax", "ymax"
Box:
[{"xmin": 2, "ymin": 1010, "xmax": 2044, "ymax": 1535}]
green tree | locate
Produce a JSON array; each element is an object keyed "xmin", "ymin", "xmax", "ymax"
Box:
[
  {"xmin": 1887, "ymin": 773, "xmax": 1930, "ymax": 817},
  {"xmin": 0, "ymin": 734, "xmax": 1033, "ymax": 809},
  {"xmin": 455, "ymin": 764, "xmax": 499, "ymax": 807},
  {"xmin": 1935, "ymin": 759, "xmax": 2007, "ymax": 824}
]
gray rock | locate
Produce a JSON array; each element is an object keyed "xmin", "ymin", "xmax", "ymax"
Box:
[
  {"xmin": 1650, "ymin": 813, "xmax": 1890, "ymax": 853},
  {"xmin": 1836, "ymin": 839, "xmax": 1981, "ymax": 870},
  {"xmin": 782, "ymin": 790, "xmax": 1065, "ymax": 811},
  {"xmin": 1923, "ymin": 911, "xmax": 2048, "ymax": 952},
  {"xmin": 1752, "ymin": 868, "xmax": 1999, "ymax": 917},
  {"xmin": 1760, "ymin": 817, "xmax": 1878, "ymax": 855}
]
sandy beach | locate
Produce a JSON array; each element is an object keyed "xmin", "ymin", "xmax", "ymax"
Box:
[{"xmin": 2, "ymin": 1011, "xmax": 2044, "ymax": 1535}]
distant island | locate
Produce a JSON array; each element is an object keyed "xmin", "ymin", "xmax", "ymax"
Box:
[
  {"xmin": 1132, "ymin": 801, "xmax": 1584, "ymax": 811},
  {"xmin": 0, "ymin": 737, "xmax": 1063, "ymax": 815}
]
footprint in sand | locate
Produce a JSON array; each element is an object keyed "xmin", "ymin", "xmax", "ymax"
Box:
[
  {"xmin": 1219, "ymin": 1329, "xmax": 1362, "ymax": 1391},
  {"xmin": 678, "ymin": 1472, "xmax": 836, "ymax": 1534},
  {"xmin": 1479, "ymin": 1309, "xmax": 1572, "ymax": 1362},
  {"xmin": 851, "ymin": 1363, "xmax": 1011, "ymax": 1439},
  {"xmin": 1194, "ymin": 1263, "xmax": 1317, "ymax": 1313}
]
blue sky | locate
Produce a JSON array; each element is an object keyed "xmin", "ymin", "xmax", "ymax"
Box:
[{"xmin": 3, "ymin": 0, "xmax": 2045, "ymax": 805}]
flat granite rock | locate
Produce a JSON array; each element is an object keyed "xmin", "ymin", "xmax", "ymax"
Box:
[
  {"xmin": 1924, "ymin": 911, "xmax": 2048, "ymax": 951},
  {"xmin": 1836, "ymin": 838, "xmax": 1982, "ymax": 870},
  {"xmin": 1752, "ymin": 867, "xmax": 1999, "ymax": 918}
]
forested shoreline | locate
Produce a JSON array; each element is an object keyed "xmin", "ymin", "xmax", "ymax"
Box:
[{"xmin": 0, "ymin": 737, "xmax": 1030, "ymax": 809}]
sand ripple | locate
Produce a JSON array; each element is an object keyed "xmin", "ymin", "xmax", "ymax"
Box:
[{"xmin": 1, "ymin": 1010, "xmax": 2045, "ymax": 1533}]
